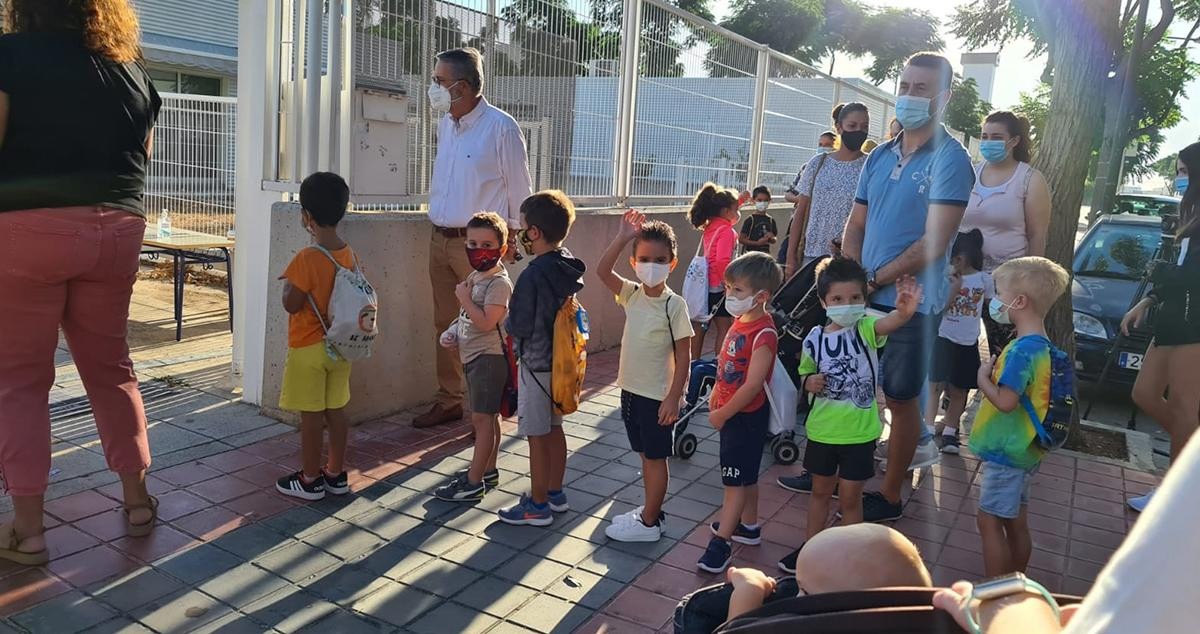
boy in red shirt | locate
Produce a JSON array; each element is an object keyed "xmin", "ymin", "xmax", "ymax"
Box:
[{"xmin": 699, "ymin": 252, "xmax": 783, "ymax": 573}]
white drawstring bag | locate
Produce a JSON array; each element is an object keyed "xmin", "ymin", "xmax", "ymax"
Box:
[
  {"xmin": 307, "ymin": 245, "xmax": 379, "ymax": 362},
  {"xmin": 683, "ymin": 239, "xmax": 710, "ymax": 322}
]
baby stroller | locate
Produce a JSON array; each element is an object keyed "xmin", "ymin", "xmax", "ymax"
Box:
[
  {"xmin": 673, "ymin": 361, "xmax": 800, "ymax": 465},
  {"xmin": 770, "ymin": 255, "xmax": 830, "ymax": 389}
]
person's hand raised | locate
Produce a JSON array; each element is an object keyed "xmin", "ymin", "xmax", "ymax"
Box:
[{"xmin": 618, "ymin": 209, "xmax": 646, "ymax": 242}]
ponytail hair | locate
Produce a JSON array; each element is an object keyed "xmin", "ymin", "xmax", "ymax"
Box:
[
  {"xmin": 689, "ymin": 182, "xmax": 738, "ymax": 229},
  {"xmin": 983, "ymin": 111, "xmax": 1032, "ymax": 163},
  {"xmin": 951, "ymin": 228, "xmax": 985, "ymax": 272}
]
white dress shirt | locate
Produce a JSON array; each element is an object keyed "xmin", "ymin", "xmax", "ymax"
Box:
[{"xmin": 428, "ymin": 98, "xmax": 533, "ymax": 229}]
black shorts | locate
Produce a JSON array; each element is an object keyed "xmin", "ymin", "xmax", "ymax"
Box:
[
  {"xmin": 621, "ymin": 391, "xmax": 673, "ymax": 460},
  {"xmin": 708, "ymin": 290, "xmax": 731, "ymax": 319},
  {"xmin": 802, "ymin": 439, "xmax": 876, "ymax": 481},
  {"xmin": 719, "ymin": 403, "xmax": 770, "ymax": 486},
  {"xmin": 931, "ymin": 337, "xmax": 980, "ymax": 390}
]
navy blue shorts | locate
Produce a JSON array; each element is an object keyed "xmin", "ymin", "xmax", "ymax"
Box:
[
  {"xmin": 872, "ymin": 306, "xmax": 941, "ymax": 402},
  {"xmin": 803, "ymin": 439, "xmax": 877, "ymax": 481},
  {"xmin": 719, "ymin": 403, "xmax": 770, "ymax": 486},
  {"xmin": 621, "ymin": 391, "xmax": 674, "ymax": 460}
]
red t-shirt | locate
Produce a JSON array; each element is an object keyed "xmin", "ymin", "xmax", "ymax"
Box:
[{"xmin": 711, "ymin": 314, "xmax": 778, "ymax": 412}]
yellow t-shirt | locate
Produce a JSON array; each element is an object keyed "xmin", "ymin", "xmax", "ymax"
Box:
[
  {"xmin": 282, "ymin": 245, "xmax": 357, "ymax": 349},
  {"xmin": 616, "ymin": 280, "xmax": 695, "ymax": 401}
]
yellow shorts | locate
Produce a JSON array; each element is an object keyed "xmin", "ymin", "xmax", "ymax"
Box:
[{"xmin": 279, "ymin": 342, "xmax": 351, "ymax": 412}]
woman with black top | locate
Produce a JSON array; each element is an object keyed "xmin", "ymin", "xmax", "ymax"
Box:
[
  {"xmin": 0, "ymin": 0, "xmax": 161, "ymax": 564},
  {"xmin": 1120, "ymin": 141, "xmax": 1200, "ymax": 513}
]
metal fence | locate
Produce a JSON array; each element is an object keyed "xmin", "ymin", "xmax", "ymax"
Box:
[
  {"xmin": 145, "ymin": 93, "xmax": 238, "ymax": 237},
  {"xmin": 265, "ymin": 0, "xmax": 895, "ymax": 207}
]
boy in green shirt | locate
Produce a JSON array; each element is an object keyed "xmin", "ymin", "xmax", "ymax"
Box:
[{"xmin": 778, "ymin": 257, "xmax": 921, "ymax": 573}]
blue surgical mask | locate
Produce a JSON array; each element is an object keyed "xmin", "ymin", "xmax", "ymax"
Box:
[
  {"xmin": 1177, "ymin": 176, "xmax": 1189, "ymax": 194},
  {"xmin": 988, "ymin": 297, "xmax": 1014, "ymax": 325},
  {"xmin": 817, "ymin": 146, "xmax": 834, "ymax": 155},
  {"xmin": 826, "ymin": 304, "xmax": 866, "ymax": 328},
  {"xmin": 894, "ymin": 95, "xmax": 932, "ymax": 129},
  {"xmin": 979, "ymin": 140, "xmax": 1009, "ymax": 163}
]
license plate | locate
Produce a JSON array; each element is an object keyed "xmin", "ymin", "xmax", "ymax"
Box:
[{"xmin": 1119, "ymin": 352, "xmax": 1143, "ymax": 370}]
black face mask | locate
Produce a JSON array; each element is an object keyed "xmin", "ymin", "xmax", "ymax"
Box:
[{"xmin": 840, "ymin": 130, "xmax": 869, "ymax": 152}]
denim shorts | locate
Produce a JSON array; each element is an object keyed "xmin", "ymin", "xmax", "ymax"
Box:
[
  {"xmin": 872, "ymin": 306, "xmax": 941, "ymax": 402},
  {"xmin": 978, "ymin": 461, "xmax": 1037, "ymax": 519}
]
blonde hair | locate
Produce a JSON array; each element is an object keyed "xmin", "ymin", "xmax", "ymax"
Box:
[
  {"xmin": 993, "ymin": 256, "xmax": 1070, "ymax": 314},
  {"xmin": 724, "ymin": 251, "xmax": 783, "ymax": 295},
  {"xmin": 4, "ymin": 0, "xmax": 142, "ymax": 63}
]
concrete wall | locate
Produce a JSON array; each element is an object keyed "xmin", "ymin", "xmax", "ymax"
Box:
[{"xmin": 259, "ymin": 202, "xmax": 794, "ymax": 424}]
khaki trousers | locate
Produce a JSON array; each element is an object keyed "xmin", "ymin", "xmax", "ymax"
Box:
[{"xmin": 429, "ymin": 229, "xmax": 474, "ymax": 408}]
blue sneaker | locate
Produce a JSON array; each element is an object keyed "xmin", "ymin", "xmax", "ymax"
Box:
[
  {"xmin": 709, "ymin": 521, "xmax": 762, "ymax": 545},
  {"xmin": 697, "ymin": 536, "xmax": 732, "ymax": 573},
  {"xmin": 547, "ymin": 490, "xmax": 570, "ymax": 513},
  {"xmin": 497, "ymin": 495, "xmax": 553, "ymax": 526}
]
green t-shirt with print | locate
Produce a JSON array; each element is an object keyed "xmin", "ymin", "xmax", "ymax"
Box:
[{"xmin": 798, "ymin": 316, "xmax": 886, "ymax": 445}]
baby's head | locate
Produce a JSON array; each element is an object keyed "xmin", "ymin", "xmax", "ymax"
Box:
[
  {"xmin": 795, "ymin": 524, "xmax": 932, "ymax": 594},
  {"xmin": 991, "ymin": 256, "xmax": 1070, "ymax": 322}
]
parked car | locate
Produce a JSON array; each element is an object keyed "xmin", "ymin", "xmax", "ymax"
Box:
[
  {"xmin": 1109, "ymin": 193, "xmax": 1180, "ymax": 218},
  {"xmin": 1072, "ymin": 214, "xmax": 1163, "ymax": 384}
]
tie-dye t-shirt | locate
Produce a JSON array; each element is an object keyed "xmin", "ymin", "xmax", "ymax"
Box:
[{"xmin": 969, "ymin": 334, "xmax": 1050, "ymax": 470}]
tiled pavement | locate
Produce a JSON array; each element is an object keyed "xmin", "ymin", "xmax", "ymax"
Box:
[{"xmin": 2, "ymin": 286, "xmax": 1162, "ymax": 633}]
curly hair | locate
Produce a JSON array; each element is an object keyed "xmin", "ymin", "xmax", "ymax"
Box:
[
  {"xmin": 688, "ymin": 182, "xmax": 738, "ymax": 229},
  {"xmin": 4, "ymin": 0, "xmax": 142, "ymax": 63}
]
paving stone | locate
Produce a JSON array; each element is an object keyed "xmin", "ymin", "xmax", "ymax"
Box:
[
  {"xmin": 11, "ymin": 590, "xmax": 115, "ymax": 634},
  {"xmin": 409, "ymin": 602, "xmax": 498, "ymax": 634},
  {"xmin": 544, "ymin": 569, "xmax": 627, "ymax": 610},
  {"xmin": 402, "ymin": 557, "xmax": 484, "ymax": 597},
  {"xmin": 153, "ymin": 543, "xmax": 244, "ymax": 585},
  {"xmin": 441, "ymin": 507, "xmax": 505, "ymax": 536},
  {"xmin": 394, "ymin": 521, "xmax": 472, "ymax": 556},
  {"xmin": 573, "ymin": 442, "xmax": 628, "ymax": 460},
  {"xmin": 294, "ymin": 608, "xmax": 387, "ymax": 633},
  {"xmin": 442, "ymin": 536, "xmax": 521, "ymax": 571},
  {"xmin": 607, "ymin": 535, "xmax": 680, "ymax": 560},
  {"xmin": 151, "ymin": 441, "xmax": 240, "ymax": 471},
  {"xmin": 87, "ymin": 568, "xmax": 183, "ymax": 612},
  {"xmin": 261, "ymin": 506, "xmax": 337, "ymax": 539},
  {"xmin": 485, "ymin": 622, "xmax": 538, "ymax": 634},
  {"xmin": 349, "ymin": 506, "xmax": 423, "ymax": 540},
  {"xmin": 527, "ymin": 534, "xmax": 600, "ymax": 566},
  {"xmin": 353, "ymin": 481, "xmax": 417, "ymax": 510},
  {"xmin": 302, "ymin": 521, "xmax": 385, "ymax": 560},
  {"xmin": 188, "ymin": 612, "xmax": 266, "ymax": 634},
  {"xmin": 85, "ymin": 616, "xmax": 154, "ymax": 634},
  {"xmin": 308, "ymin": 491, "xmax": 380, "ymax": 520},
  {"xmin": 662, "ymin": 496, "xmax": 720, "ymax": 522},
  {"xmin": 559, "ymin": 488, "xmax": 606, "ymax": 514},
  {"xmin": 243, "ymin": 586, "xmax": 342, "ymax": 633},
  {"xmin": 351, "ymin": 541, "xmax": 435, "ymax": 581},
  {"xmin": 173, "ymin": 407, "xmax": 278, "ymax": 441},
  {"xmin": 494, "ymin": 552, "xmax": 573, "ymax": 590},
  {"xmin": 129, "ymin": 588, "xmax": 232, "ymax": 633},
  {"xmin": 578, "ymin": 546, "xmax": 654, "ymax": 582},
  {"xmin": 507, "ymin": 593, "xmax": 594, "ymax": 634},
  {"xmin": 299, "ymin": 563, "xmax": 391, "ymax": 606},
  {"xmin": 677, "ymin": 482, "xmax": 726, "ymax": 506},
  {"xmin": 350, "ymin": 581, "xmax": 441, "ymax": 627},
  {"xmin": 197, "ymin": 562, "xmax": 291, "ymax": 608},
  {"xmin": 422, "ymin": 455, "xmax": 473, "ymax": 477},
  {"xmin": 387, "ymin": 468, "xmax": 451, "ymax": 492},
  {"xmin": 454, "ymin": 576, "xmax": 538, "ymax": 618},
  {"xmin": 254, "ymin": 541, "xmax": 341, "ymax": 583},
  {"xmin": 564, "ymin": 454, "xmax": 609, "ymax": 473}
]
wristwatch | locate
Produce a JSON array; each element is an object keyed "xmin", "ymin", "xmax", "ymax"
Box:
[
  {"xmin": 866, "ymin": 270, "xmax": 879, "ymax": 292},
  {"xmin": 964, "ymin": 572, "xmax": 1060, "ymax": 634}
]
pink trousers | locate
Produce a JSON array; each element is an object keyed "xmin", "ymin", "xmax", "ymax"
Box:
[{"xmin": 0, "ymin": 207, "xmax": 151, "ymax": 496}]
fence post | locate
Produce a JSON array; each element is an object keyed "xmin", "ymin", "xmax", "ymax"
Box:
[
  {"xmin": 327, "ymin": 0, "xmax": 345, "ymax": 174},
  {"xmin": 613, "ymin": 0, "xmax": 643, "ymax": 204},
  {"xmin": 746, "ymin": 46, "xmax": 769, "ymax": 190},
  {"xmin": 485, "ymin": 0, "xmax": 498, "ymax": 92},
  {"xmin": 303, "ymin": 0, "xmax": 323, "ymax": 177}
]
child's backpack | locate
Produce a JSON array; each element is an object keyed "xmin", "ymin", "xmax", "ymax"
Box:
[
  {"xmin": 543, "ymin": 295, "xmax": 589, "ymax": 415},
  {"xmin": 1020, "ymin": 343, "xmax": 1075, "ymax": 451},
  {"xmin": 307, "ymin": 245, "xmax": 379, "ymax": 362}
]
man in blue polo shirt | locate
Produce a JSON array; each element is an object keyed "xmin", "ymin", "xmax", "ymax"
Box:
[{"xmin": 842, "ymin": 52, "xmax": 975, "ymax": 523}]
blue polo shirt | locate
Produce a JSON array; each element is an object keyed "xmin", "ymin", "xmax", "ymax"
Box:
[{"xmin": 855, "ymin": 124, "xmax": 975, "ymax": 314}]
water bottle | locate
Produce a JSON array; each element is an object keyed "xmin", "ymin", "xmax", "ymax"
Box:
[{"xmin": 157, "ymin": 208, "xmax": 172, "ymax": 238}]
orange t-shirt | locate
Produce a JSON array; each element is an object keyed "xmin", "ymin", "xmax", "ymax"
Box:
[{"xmin": 283, "ymin": 245, "xmax": 357, "ymax": 349}]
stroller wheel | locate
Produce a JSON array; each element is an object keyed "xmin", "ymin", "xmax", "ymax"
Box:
[
  {"xmin": 774, "ymin": 440, "xmax": 800, "ymax": 465},
  {"xmin": 675, "ymin": 433, "xmax": 698, "ymax": 460}
]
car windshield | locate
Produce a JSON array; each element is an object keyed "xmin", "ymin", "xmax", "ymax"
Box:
[
  {"xmin": 1111, "ymin": 196, "xmax": 1178, "ymax": 217},
  {"xmin": 1074, "ymin": 224, "xmax": 1160, "ymax": 279}
]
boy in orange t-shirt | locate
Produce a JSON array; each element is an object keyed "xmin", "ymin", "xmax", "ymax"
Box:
[{"xmin": 276, "ymin": 172, "xmax": 357, "ymax": 501}]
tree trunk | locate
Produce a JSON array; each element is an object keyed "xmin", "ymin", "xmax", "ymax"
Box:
[{"xmin": 1033, "ymin": 0, "xmax": 1121, "ymax": 359}]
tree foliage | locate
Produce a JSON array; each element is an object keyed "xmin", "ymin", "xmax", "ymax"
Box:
[{"xmin": 944, "ymin": 77, "xmax": 991, "ymax": 141}]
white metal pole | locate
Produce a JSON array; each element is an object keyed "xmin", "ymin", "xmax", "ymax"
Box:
[
  {"xmin": 290, "ymin": 0, "xmax": 306, "ymax": 182},
  {"xmin": 265, "ymin": 0, "xmax": 282, "ymax": 182},
  {"xmin": 304, "ymin": 0, "xmax": 323, "ymax": 178},
  {"xmin": 613, "ymin": 0, "xmax": 643, "ymax": 203},
  {"xmin": 326, "ymin": 0, "xmax": 345, "ymax": 173},
  {"xmin": 747, "ymin": 46, "xmax": 769, "ymax": 190}
]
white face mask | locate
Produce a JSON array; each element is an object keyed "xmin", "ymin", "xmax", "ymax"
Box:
[
  {"xmin": 724, "ymin": 292, "xmax": 761, "ymax": 317},
  {"xmin": 634, "ymin": 262, "xmax": 671, "ymax": 288},
  {"xmin": 428, "ymin": 80, "xmax": 459, "ymax": 112},
  {"xmin": 754, "ymin": 201, "xmax": 769, "ymax": 212}
]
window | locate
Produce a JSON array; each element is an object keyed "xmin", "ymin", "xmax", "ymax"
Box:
[
  {"xmin": 1074, "ymin": 224, "xmax": 1158, "ymax": 279},
  {"xmin": 147, "ymin": 68, "xmax": 224, "ymax": 96}
]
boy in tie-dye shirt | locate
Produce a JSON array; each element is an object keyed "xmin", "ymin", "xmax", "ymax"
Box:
[{"xmin": 969, "ymin": 257, "xmax": 1069, "ymax": 577}]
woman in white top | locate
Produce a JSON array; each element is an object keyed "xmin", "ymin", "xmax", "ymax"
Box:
[
  {"xmin": 784, "ymin": 102, "xmax": 871, "ymax": 278},
  {"xmin": 959, "ymin": 111, "xmax": 1051, "ymax": 353}
]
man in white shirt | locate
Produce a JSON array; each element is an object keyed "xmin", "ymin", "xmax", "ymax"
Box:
[{"xmin": 415, "ymin": 47, "xmax": 533, "ymax": 429}]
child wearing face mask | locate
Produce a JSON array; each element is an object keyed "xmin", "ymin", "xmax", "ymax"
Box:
[
  {"xmin": 688, "ymin": 183, "xmax": 745, "ymax": 361},
  {"xmin": 697, "ymin": 252, "xmax": 783, "ymax": 573},
  {"xmin": 774, "ymin": 257, "xmax": 922, "ymax": 573},
  {"xmin": 739, "ymin": 186, "xmax": 778, "ymax": 254},
  {"xmin": 434, "ymin": 212, "xmax": 514, "ymax": 502},
  {"xmin": 970, "ymin": 256, "xmax": 1069, "ymax": 577},
  {"xmin": 597, "ymin": 210, "xmax": 694, "ymax": 542}
]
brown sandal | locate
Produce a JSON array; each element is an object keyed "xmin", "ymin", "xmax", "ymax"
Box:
[
  {"xmin": 0, "ymin": 524, "xmax": 48, "ymax": 566},
  {"xmin": 125, "ymin": 495, "xmax": 159, "ymax": 537}
]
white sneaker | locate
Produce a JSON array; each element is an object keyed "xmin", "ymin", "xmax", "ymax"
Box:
[
  {"xmin": 611, "ymin": 507, "xmax": 643, "ymax": 527},
  {"xmin": 880, "ymin": 438, "xmax": 941, "ymax": 473},
  {"xmin": 605, "ymin": 513, "xmax": 662, "ymax": 542},
  {"xmin": 1127, "ymin": 490, "xmax": 1155, "ymax": 513}
]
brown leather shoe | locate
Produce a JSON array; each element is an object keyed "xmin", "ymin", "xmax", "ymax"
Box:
[{"xmin": 413, "ymin": 403, "xmax": 463, "ymax": 429}]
